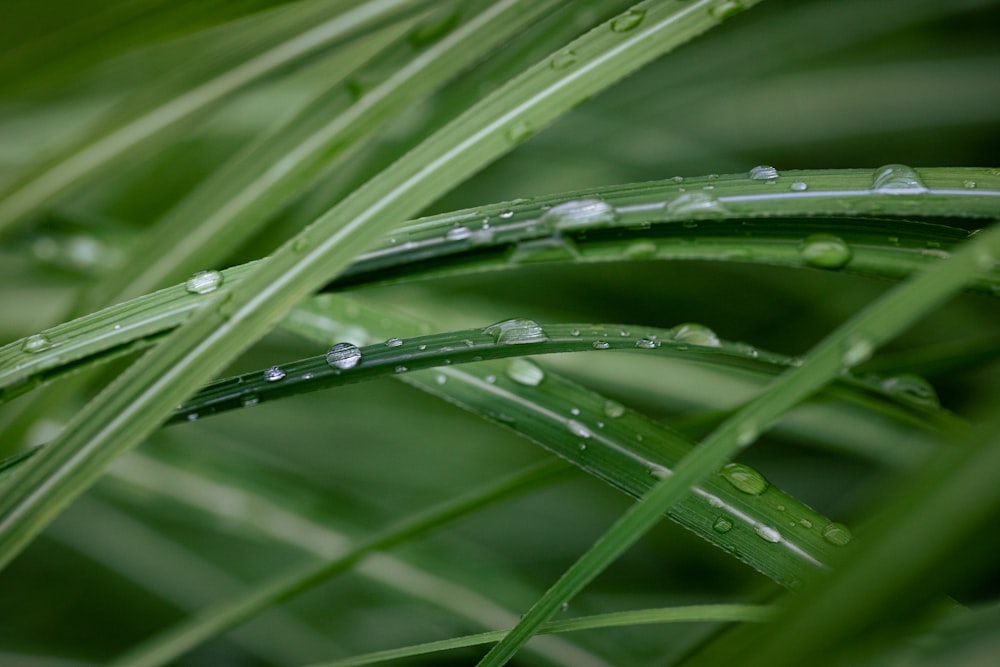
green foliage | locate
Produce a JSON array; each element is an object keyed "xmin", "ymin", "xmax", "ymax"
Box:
[{"xmin": 1, "ymin": 1, "xmax": 999, "ymax": 666}]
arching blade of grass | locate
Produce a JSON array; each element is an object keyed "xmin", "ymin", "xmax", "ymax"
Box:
[
  {"xmin": 106, "ymin": 451, "xmax": 612, "ymax": 667},
  {"xmin": 108, "ymin": 459, "xmax": 568, "ymax": 667},
  {"xmin": 0, "ymin": 0, "xmax": 767, "ymax": 570},
  {"xmin": 685, "ymin": 417, "xmax": 1000, "ymax": 667},
  {"xmin": 306, "ymin": 604, "xmax": 773, "ymax": 667},
  {"xmin": 78, "ymin": 0, "xmax": 564, "ymax": 311},
  {"xmin": 0, "ymin": 0, "xmax": 435, "ymax": 234},
  {"xmin": 474, "ymin": 201, "xmax": 1000, "ymax": 665}
]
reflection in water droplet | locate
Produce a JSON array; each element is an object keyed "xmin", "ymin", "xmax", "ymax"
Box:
[
  {"xmin": 872, "ymin": 164, "xmax": 927, "ymax": 193},
  {"xmin": 483, "ymin": 318, "xmax": 548, "ymax": 345},
  {"xmin": 799, "ymin": 233, "xmax": 852, "ymax": 269},
  {"xmin": 186, "ymin": 270, "xmax": 224, "ymax": 295},
  {"xmin": 326, "ymin": 342, "xmax": 362, "ymax": 370},
  {"xmin": 749, "ymin": 165, "xmax": 779, "ymax": 181},
  {"xmin": 822, "ymin": 522, "xmax": 852, "ymax": 546},
  {"xmin": 610, "ymin": 8, "xmax": 645, "ymax": 32},
  {"xmin": 720, "ymin": 462, "xmax": 769, "ymax": 495},
  {"xmin": 264, "ymin": 366, "xmax": 285, "ymax": 382},
  {"xmin": 506, "ymin": 358, "xmax": 545, "ymax": 386}
]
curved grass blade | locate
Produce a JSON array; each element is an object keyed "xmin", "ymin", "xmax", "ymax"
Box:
[
  {"xmin": 108, "ymin": 459, "xmax": 568, "ymax": 667},
  {"xmin": 0, "ymin": 0, "xmax": 769, "ymax": 571},
  {"xmin": 307, "ymin": 604, "xmax": 773, "ymax": 667},
  {"xmin": 0, "ymin": 0, "xmax": 434, "ymax": 234},
  {"xmin": 106, "ymin": 451, "xmax": 613, "ymax": 667},
  {"xmin": 474, "ymin": 198, "xmax": 1000, "ymax": 666}
]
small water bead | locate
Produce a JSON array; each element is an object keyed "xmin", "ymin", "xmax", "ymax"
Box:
[
  {"xmin": 264, "ymin": 366, "xmax": 285, "ymax": 382},
  {"xmin": 21, "ymin": 334, "xmax": 52, "ymax": 353},
  {"xmin": 242, "ymin": 395, "xmax": 259, "ymax": 407},
  {"xmin": 754, "ymin": 523, "xmax": 782, "ymax": 543},
  {"xmin": 570, "ymin": 407, "xmax": 580, "ymax": 416},
  {"xmin": 499, "ymin": 210, "xmax": 514, "ymax": 219},
  {"xmin": 185, "ymin": 270, "xmax": 224, "ymax": 295},
  {"xmin": 506, "ymin": 358, "xmax": 545, "ymax": 386},
  {"xmin": 749, "ymin": 165, "xmax": 779, "ymax": 181},
  {"xmin": 186, "ymin": 413, "xmax": 199, "ymax": 422},
  {"xmin": 549, "ymin": 49, "xmax": 577, "ymax": 70},
  {"xmin": 798, "ymin": 518, "xmax": 813, "ymax": 529},
  {"xmin": 385, "ymin": 337, "xmax": 403, "ymax": 348},
  {"xmin": 539, "ymin": 199, "xmax": 619, "ymax": 230},
  {"xmin": 879, "ymin": 374, "xmax": 939, "ymax": 407},
  {"xmin": 610, "ymin": 8, "xmax": 645, "ymax": 32},
  {"xmin": 720, "ymin": 462, "xmax": 769, "ymax": 495},
  {"xmin": 963, "ymin": 180, "xmax": 977, "ymax": 189},
  {"xmin": 326, "ymin": 342, "xmax": 362, "ymax": 370},
  {"xmin": 435, "ymin": 374, "xmax": 447, "ymax": 385},
  {"xmin": 670, "ymin": 323, "xmax": 721, "ymax": 348},
  {"xmin": 666, "ymin": 192, "xmax": 728, "ymax": 218},
  {"xmin": 483, "ymin": 318, "xmax": 549, "ymax": 345},
  {"xmin": 635, "ymin": 337, "xmax": 659, "ymax": 349},
  {"xmin": 394, "ymin": 365, "xmax": 407, "ymax": 374},
  {"xmin": 592, "ymin": 340, "xmax": 610, "ymax": 350},
  {"xmin": 710, "ymin": 0, "xmax": 745, "ymax": 19},
  {"xmin": 842, "ymin": 334, "xmax": 874, "ymax": 368},
  {"xmin": 713, "ymin": 517, "xmax": 733, "ymax": 533},
  {"xmin": 799, "ymin": 233, "xmax": 852, "ymax": 269},
  {"xmin": 872, "ymin": 164, "xmax": 928, "ymax": 194},
  {"xmin": 822, "ymin": 522, "xmax": 853, "ymax": 546},
  {"xmin": 566, "ymin": 419, "xmax": 592, "ymax": 439},
  {"xmin": 445, "ymin": 226, "xmax": 472, "ymax": 241},
  {"xmin": 603, "ymin": 400, "xmax": 626, "ymax": 418},
  {"xmin": 790, "ymin": 181, "xmax": 808, "ymax": 192},
  {"xmin": 485, "ymin": 374, "xmax": 497, "ymax": 384}
]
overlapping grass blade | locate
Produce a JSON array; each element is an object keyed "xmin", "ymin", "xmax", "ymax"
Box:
[
  {"xmin": 0, "ymin": 0, "xmax": 768, "ymax": 571},
  {"xmin": 306, "ymin": 604, "xmax": 773, "ymax": 667},
  {"xmin": 474, "ymin": 201, "xmax": 1000, "ymax": 665},
  {"xmin": 109, "ymin": 459, "xmax": 567, "ymax": 667},
  {"xmin": 0, "ymin": 0, "xmax": 434, "ymax": 234}
]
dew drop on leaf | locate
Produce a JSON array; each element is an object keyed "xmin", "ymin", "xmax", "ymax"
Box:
[
  {"xmin": 264, "ymin": 366, "xmax": 285, "ymax": 382},
  {"xmin": 872, "ymin": 164, "xmax": 928, "ymax": 193},
  {"xmin": 749, "ymin": 164, "xmax": 779, "ymax": 181},
  {"xmin": 799, "ymin": 233, "xmax": 852, "ymax": 269},
  {"xmin": 670, "ymin": 323, "xmax": 721, "ymax": 348},
  {"xmin": 713, "ymin": 516, "xmax": 733, "ymax": 533},
  {"xmin": 566, "ymin": 419, "xmax": 592, "ymax": 439},
  {"xmin": 326, "ymin": 342, "xmax": 362, "ymax": 370},
  {"xmin": 879, "ymin": 374, "xmax": 939, "ymax": 407},
  {"xmin": 720, "ymin": 462, "xmax": 769, "ymax": 495},
  {"xmin": 754, "ymin": 523, "xmax": 782, "ymax": 543},
  {"xmin": 822, "ymin": 522, "xmax": 853, "ymax": 546},
  {"xmin": 603, "ymin": 400, "xmax": 626, "ymax": 418},
  {"xmin": 506, "ymin": 358, "xmax": 545, "ymax": 386},
  {"xmin": 610, "ymin": 8, "xmax": 644, "ymax": 32},
  {"xmin": 539, "ymin": 198, "xmax": 617, "ymax": 230},
  {"xmin": 185, "ymin": 270, "xmax": 223, "ymax": 295},
  {"xmin": 790, "ymin": 181, "xmax": 808, "ymax": 191},
  {"xmin": 385, "ymin": 337, "xmax": 404, "ymax": 348},
  {"xmin": 21, "ymin": 334, "xmax": 52, "ymax": 354},
  {"xmin": 842, "ymin": 334, "xmax": 874, "ymax": 368},
  {"xmin": 483, "ymin": 318, "xmax": 548, "ymax": 345}
]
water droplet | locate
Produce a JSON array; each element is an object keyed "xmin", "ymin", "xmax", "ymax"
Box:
[
  {"xmin": 710, "ymin": 1, "xmax": 744, "ymax": 20},
  {"xmin": 610, "ymin": 8, "xmax": 645, "ymax": 32},
  {"xmin": 550, "ymin": 50, "xmax": 577, "ymax": 70},
  {"xmin": 963, "ymin": 180, "xmax": 977, "ymax": 189},
  {"xmin": 603, "ymin": 400, "xmax": 626, "ymax": 418},
  {"xmin": 499, "ymin": 210, "xmax": 515, "ymax": 219},
  {"xmin": 635, "ymin": 337, "xmax": 659, "ymax": 349},
  {"xmin": 670, "ymin": 323, "xmax": 721, "ymax": 348},
  {"xmin": 506, "ymin": 120, "xmax": 533, "ymax": 143},
  {"xmin": 790, "ymin": 181, "xmax": 808, "ymax": 192},
  {"xmin": 435, "ymin": 374, "xmax": 447, "ymax": 385},
  {"xmin": 186, "ymin": 413, "xmax": 198, "ymax": 422},
  {"xmin": 592, "ymin": 340, "xmax": 610, "ymax": 350},
  {"xmin": 713, "ymin": 517, "xmax": 733, "ymax": 533},
  {"xmin": 566, "ymin": 419, "xmax": 592, "ymax": 439},
  {"xmin": 186, "ymin": 270, "xmax": 224, "ymax": 295},
  {"xmin": 264, "ymin": 366, "xmax": 285, "ymax": 382},
  {"xmin": 736, "ymin": 422, "xmax": 758, "ymax": 447},
  {"xmin": 394, "ymin": 365, "xmax": 407, "ymax": 373},
  {"xmin": 242, "ymin": 395, "xmax": 259, "ymax": 407},
  {"xmin": 872, "ymin": 164, "xmax": 928, "ymax": 194},
  {"xmin": 749, "ymin": 165, "xmax": 779, "ymax": 181},
  {"xmin": 666, "ymin": 192, "xmax": 728, "ymax": 218},
  {"xmin": 21, "ymin": 334, "xmax": 52, "ymax": 353},
  {"xmin": 385, "ymin": 337, "xmax": 403, "ymax": 348},
  {"xmin": 540, "ymin": 199, "xmax": 617, "ymax": 230},
  {"xmin": 625, "ymin": 240, "xmax": 657, "ymax": 258},
  {"xmin": 822, "ymin": 522, "xmax": 852, "ymax": 546},
  {"xmin": 485, "ymin": 374, "xmax": 497, "ymax": 384},
  {"xmin": 879, "ymin": 374, "xmax": 939, "ymax": 407},
  {"xmin": 720, "ymin": 462, "xmax": 769, "ymax": 495},
  {"xmin": 446, "ymin": 226, "xmax": 472, "ymax": 241},
  {"xmin": 799, "ymin": 233, "xmax": 852, "ymax": 269},
  {"xmin": 483, "ymin": 318, "xmax": 549, "ymax": 345},
  {"xmin": 842, "ymin": 334, "xmax": 874, "ymax": 368},
  {"xmin": 291, "ymin": 237, "xmax": 311, "ymax": 253},
  {"xmin": 754, "ymin": 524, "xmax": 782, "ymax": 543},
  {"xmin": 506, "ymin": 358, "xmax": 545, "ymax": 386},
  {"xmin": 798, "ymin": 518, "xmax": 813, "ymax": 529},
  {"xmin": 326, "ymin": 342, "xmax": 362, "ymax": 370}
]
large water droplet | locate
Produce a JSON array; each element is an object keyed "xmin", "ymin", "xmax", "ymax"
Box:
[
  {"xmin": 610, "ymin": 8, "xmax": 645, "ymax": 32},
  {"xmin": 385, "ymin": 337, "xmax": 403, "ymax": 348},
  {"xmin": 749, "ymin": 165, "xmax": 779, "ymax": 181},
  {"xmin": 326, "ymin": 342, "xmax": 362, "ymax": 370},
  {"xmin": 872, "ymin": 164, "xmax": 928, "ymax": 194},
  {"xmin": 21, "ymin": 334, "xmax": 52, "ymax": 354},
  {"xmin": 566, "ymin": 419, "xmax": 592, "ymax": 439},
  {"xmin": 506, "ymin": 358, "xmax": 545, "ymax": 386},
  {"xmin": 879, "ymin": 374, "xmax": 939, "ymax": 407},
  {"xmin": 822, "ymin": 522, "xmax": 852, "ymax": 546},
  {"xmin": 483, "ymin": 318, "xmax": 549, "ymax": 345},
  {"xmin": 713, "ymin": 516, "xmax": 733, "ymax": 533},
  {"xmin": 666, "ymin": 192, "xmax": 728, "ymax": 218},
  {"xmin": 264, "ymin": 366, "xmax": 285, "ymax": 382},
  {"xmin": 720, "ymin": 462, "xmax": 769, "ymax": 495},
  {"xmin": 754, "ymin": 523, "xmax": 782, "ymax": 543},
  {"xmin": 842, "ymin": 334, "xmax": 874, "ymax": 368},
  {"xmin": 790, "ymin": 181, "xmax": 808, "ymax": 192},
  {"xmin": 635, "ymin": 337, "xmax": 659, "ymax": 349},
  {"xmin": 799, "ymin": 233, "xmax": 852, "ymax": 269},
  {"xmin": 186, "ymin": 270, "xmax": 224, "ymax": 295},
  {"xmin": 670, "ymin": 323, "xmax": 721, "ymax": 348},
  {"xmin": 539, "ymin": 199, "xmax": 617, "ymax": 230}
]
